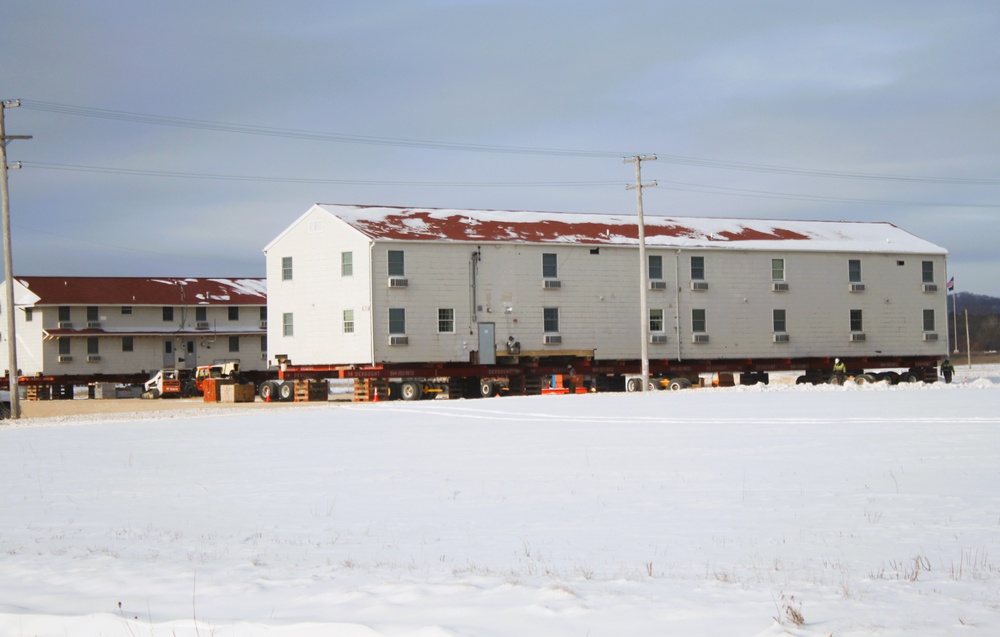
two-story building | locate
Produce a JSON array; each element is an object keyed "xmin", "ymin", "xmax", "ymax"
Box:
[{"xmin": 0, "ymin": 277, "xmax": 267, "ymax": 377}]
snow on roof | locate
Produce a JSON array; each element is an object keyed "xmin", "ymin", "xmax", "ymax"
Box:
[
  {"xmin": 11, "ymin": 277, "xmax": 266, "ymax": 306},
  {"xmin": 311, "ymin": 204, "xmax": 947, "ymax": 255}
]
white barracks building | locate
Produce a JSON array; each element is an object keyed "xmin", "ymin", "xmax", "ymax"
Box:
[
  {"xmin": 263, "ymin": 204, "xmax": 949, "ymax": 368},
  {"xmin": 0, "ymin": 277, "xmax": 267, "ymax": 377}
]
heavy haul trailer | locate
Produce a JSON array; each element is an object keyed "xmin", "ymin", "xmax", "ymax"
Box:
[{"xmin": 262, "ymin": 352, "xmax": 941, "ymax": 402}]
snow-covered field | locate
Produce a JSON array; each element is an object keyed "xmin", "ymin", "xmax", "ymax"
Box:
[{"xmin": 2, "ymin": 367, "xmax": 1000, "ymax": 636}]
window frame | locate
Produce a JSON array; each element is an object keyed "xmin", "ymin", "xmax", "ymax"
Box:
[
  {"xmin": 343, "ymin": 309, "xmax": 354, "ymax": 334},
  {"xmin": 388, "ymin": 308, "xmax": 406, "ymax": 335},
  {"xmin": 922, "ymin": 261, "xmax": 934, "ymax": 283},
  {"xmin": 281, "ymin": 256, "xmax": 293, "ymax": 281},
  {"xmin": 438, "ymin": 308, "xmax": 455, "ymax": 334},
  {"xmin": 771, "ymin": 258, "xmax": 785, "ymax": 282},
  {"xmin": 690, "ymin": 256, "xmax": 705, "ymax": 281},
  {"xmin": 543, "ymin": 307, "xmax": 560, "ymax": 333},
  {"xmin": 850, "ymin": 309, "xmax": 864, "ymax": 332},
  {"xmin": 772, "ymin": 309, "xmax": 787, "ymax": 333},
  {"xmin": 649, "ymin": 308, "xmax": 664, "ymax": 333},
  {"xmin": 228, "ymin": 335, "xmax": 240, "ymax": 353},
  {"xmin": 341, "ymin": 251, "xmax": 353, "ymax": 277},
  {"xmin": 162, "ymin": 306, "xmax": 174, "ymax": 322},
  {"xmin": 849, "ymin": 259, "xmax": 862, "ymax": 283},
  {"xmin": 228, "ymin": 306, "xmax": 239, "ymax": 321},
  {"xmin": 195, "ymin": 306, "xmax": 208, "ymax": 322},
  {"xmin": 282, "ymin": 312, "xmax": 294, "ymax": 337},
  {"xmin": 923, "ymin": 309, "xmax": 935, "ymax": 332},
  {"xmin": 648, "ymin": 254, "xmax": 663, "ymax": 280},
  {"xmin": 388, "ymin": 250, "xmax": 405, "ymax": 277},
  {"xmin": 58, "ymin": 337, "xmax": 71, "ymax": 355},
  {"xmin": 122, "ymin": 336, "xmax": 134, "ymax": 352},
  {"xmin": 542, "ymin": 253, "xmax": 558, "ymax": 279},
  {"xmin": 691, "ymin": 308, "xmax": 707, "ymax": 333}
]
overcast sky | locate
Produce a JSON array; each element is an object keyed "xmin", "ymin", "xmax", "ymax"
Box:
[{"xmin": 2, "ymin": 1, "xmax": 998, "ymax": 295}]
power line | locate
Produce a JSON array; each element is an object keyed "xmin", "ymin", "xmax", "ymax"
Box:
[
  {"xmin": 20, "ymin": 100, "xmax": 1000, "ymax": 185},
  {"xmin": 20, "ymin": 161, "xmax": 999, "ymax": 208}
]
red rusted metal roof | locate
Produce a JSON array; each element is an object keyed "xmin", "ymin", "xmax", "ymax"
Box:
[
  {"xmin": 13, "ymin": 277, "xmax": 266, "ymax": 306},
  {"xmin": 302, "ymin": 204, "xmax": 946, "ymax": 254}
]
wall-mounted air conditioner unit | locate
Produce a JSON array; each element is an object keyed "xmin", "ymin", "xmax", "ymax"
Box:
[
  {"xmin": 388, "ymin": 278, "xmax": 409, "ymax": 288},
  {"xmin": 773, "ymin": 333, "xmax": 790, "ymax": 343},
  {"xmin": 87, "ymin": 321, "xmax": 102, "ymax": 328},
  {"xmin": 543, "ymin": 279, "xmax": 562, "ymax": 289},
  {"xmin": 259, "ymin": 320, "xmax": 267, "ymax": 329},
  {"xmin": 850, "ymin": 332, "xmax": 867, "ymax": 342},
  {"xmin": 849, "ymin": 283, "xmax": 866, "ymax": 292},
  {"xmin": 922, "ymin": 283, "xmax": 938, "ymax": 292},
  {"xmin": 58, "ymin": 321, "xmax": 73, "ymax": 329},
  {"xmin": 772, "ymin": 282, "xmax": 789, "ymax": 292},
  {"xmin": 692, "ymin": 333, "xmax": 710, "ymax": 343},
  {"xmin": 650, "ymin": 334, "xmax": 667, "ymax": 344},
  {"xmin": 543, "ymin": 334, "xmax": 562, "ymax": 344},
  {"xmin": 690, "ymin": 281, "xmax": 709, "ymax": 291},
  {"xmin": 58, "ymin": 355, "xmax": 73, "ymax": 363},
  {"xmin": 87, "ymin": 355, "xmax": 101, "ymax": 362},
  {"xmin": 196, "ymin": 321, "xmax": 210, "ymax": 330},
  {"xmin": 649, "ymin": 280, "xmax": 667, "ymax": 290},
  {"xmin": 923, "ymin": 332, "xmax": 938, "ymax": 341},
  {"xmin": 389, "ymin": 335, "xmax": 409, "ymax": 345}
]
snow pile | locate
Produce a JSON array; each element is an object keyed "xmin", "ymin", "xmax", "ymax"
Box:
[{"xmin": 1, "ymin": 370, "xmax": 999, "ymax": 636}]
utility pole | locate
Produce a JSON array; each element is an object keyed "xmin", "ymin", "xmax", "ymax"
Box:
[
  {"xmin": 624, "ymin": 155, "xmax": 656, "ymax": 391},
  {"xmin": 1, "ymin": 99, "xmax": 31, "ymax": 419}
]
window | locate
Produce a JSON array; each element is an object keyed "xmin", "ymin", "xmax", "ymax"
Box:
[
  {"xmin": 922, "ymin": 261, "xmax": 934, "ymax": 283},
  {"xmin": 341, "ymin": 251, "xmax": 353, "ymax": 277},
  {"xmin": 58, "ymin": 337, "xmax": 70, "ymax": 355},
  {"xmin": 162, "ymin": 307, "xmax": 174, "ymax": 321},
  {"xmin": 649, "ymin": 309, "xmax": 664, "ymax": 332},
  {"xmin": 196, "ymin": 307, "xmax": 207, "ymax": 322},
  {"xmin": 228, "ymin": 307, "xmax": 239, "ymax": 321},
  {"xmin": 87, "ymin": 337, "xmax": 99, "ymax": 355},
  {"xmin": 850, "ymin": 309, "xmax": 863, "ymax": 332},
  {"xmin": 87, "ymin": 306, "xmax": 99, "ymax": 322},
  {"xmin": 923, "ymin": 309, "xmax": 935, "ymax": 332},
  {"xmin": 58, "ymin": 306, "xmax": 70, "ymax": 322},
  {"xmin": 771, "ymin": 258, "xmax": 785, "ymax": 281},
  {"xmin": 260, "ymin": 335, "xmax": 267, "ymax": 352},
  {"xmin": 164, "ymin": 341, "xmax": 173, "ymax": 354},
  {"xmin": 282, "ymin": 312, "xmax": 294, "ymax": 337},
  {"xmin": 388, "ymin": 250, "xmax": 405, "ymax": 277},
  {"xmin": 692, "ymin": 309, "xmax": 706, "ymax": 333},
  {"xmin": 121, "ymin": 306, "xmax": 132, "ymax": 315},
  {"xmin": 122, "ymin": 336, "xmax": 134, "ymax": 352},
  {"xmin": 281, "ymin": 256, "xmax": 293, "ymax": 281},
  {"xmin": 543, "ymin": 307, "xmax": 560, "ymax": 333},
  {"xmin": 438, "ymin": 308, "xmax": 455, "ymax": 333},
  {"xmin": 343, "ymin": 309, "xmax": 354, "ymax": 334},
  {"xmin": 773, "ymin": 309, "xmax": 787, "ymax": 333},
  {"xmin": 260, "ymin": 306, "xmax": 267, "ymax": 321},
  {"xmin": 229, "ymin": 336, "xmax": 240, "ymax": 353},
  {"xmin": 849, "ymin": 259, "xmax": 862, "ymax": 283},
  {"xmin": 24, "ymin": 308, "xmax": 32, "ymax": 322},
  {"xmin": 691, "ymin": 256, "xmax": 705, "ymax": 281},
  {"xmin": 648, "ymin": 255, "xmax": 663, "ymax": 280},
  {"xmin": 542, "ymin": 253, "xmax": 558, "ymax": 278},
  {"xmin": 388, "ymin": 308, "xmax": 406, "ymax": 334}
]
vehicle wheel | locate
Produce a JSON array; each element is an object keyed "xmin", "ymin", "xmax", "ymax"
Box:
[
  {"xmin": 480, "ymin": 380, "xmax": 498, "ymax": 397},
  {"xmin": 401, "ymin": 381, "xmax": 423, "ymax": 401},
  {"xmin": 278, "ymin": 382, "xmax": 294, "ymax": 402},
  {"xmin": 387, "ymin": 381, "xmax": 402, "ymax": 400},
  {"xmin": 854, "ymin": 373, "xmax": 877, "ymax": 385},
  {"xmin": 795, "ymin": 375, "xmax": 808, "ymax": 385},
  {"xmin": 259, "ymin": 380, "xmax": 276, "ymax": 401},
  {"xmin": 828, "ymin": 376, "xmax": 843, "ymax": 386},
  {"xmin": 626, "ymin": 377, "xmax": 644, "ymax": 392},
  {"xmin": 667, "ymin": 379, "xmax": 685, "ymax": 391},
  {"xmin": 902, "ymin": 373, "xmax": 919, "ymax": 383}
]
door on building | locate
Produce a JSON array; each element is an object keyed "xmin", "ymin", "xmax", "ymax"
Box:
[
  {"xmin": 183, "ymin": 340, "xmax": 197, "ymax": 368},
  {"xmin": 163, "ymin": 340, "xmax": 175, "ymax": 368},
  {"xmin": 478, "ymin": 322, "xmax": 496, "ymax": 365}
]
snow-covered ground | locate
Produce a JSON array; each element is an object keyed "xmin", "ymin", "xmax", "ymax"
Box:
[{"xmin": 2, "ymin": 367, "xmax": 999, "ymax": 636}]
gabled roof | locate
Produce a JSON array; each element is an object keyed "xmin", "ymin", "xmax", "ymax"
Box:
[
  {"xmin": 9, "ymin": 277, "xmax": 266, "ymax": 307},
  {"xmin": 284, "ymin": 204, "xmax": 947, "ymax": 255}
]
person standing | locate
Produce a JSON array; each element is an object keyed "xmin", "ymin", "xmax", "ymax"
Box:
[{"xmin": 940, "ymin": 359, "xmax": 955, "ymax": 384}]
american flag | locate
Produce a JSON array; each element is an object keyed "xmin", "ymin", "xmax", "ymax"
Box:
[{"xmin": 947, "ymin": 276, "xmax": 955, "ymax": 291}]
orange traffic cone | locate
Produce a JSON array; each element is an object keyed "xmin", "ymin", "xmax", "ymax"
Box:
[{"xmin": 373, "ymin": 387, "xmax": 379, "ymax": 403}]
